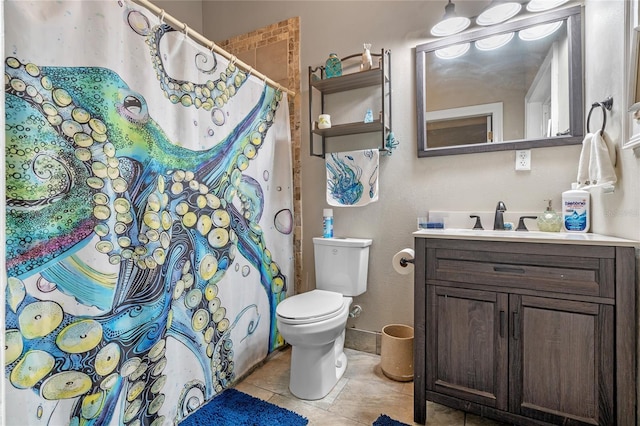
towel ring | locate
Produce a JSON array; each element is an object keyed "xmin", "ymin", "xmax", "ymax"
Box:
[{"xmin": 587, "ymin": 96, "xmax": 613, "ymax": 136}]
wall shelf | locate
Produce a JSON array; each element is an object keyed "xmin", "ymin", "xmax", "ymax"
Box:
[
  {"xmin": 312, "ymin": 120, "xmax": 386, "ymax": 138},
  {"xmin": 308, "ymin": 49, "xmax": 391, "ymax": 158},
  {"xmin": 310, "ymin": 68, "xmax": 383, "ymax": 93}
]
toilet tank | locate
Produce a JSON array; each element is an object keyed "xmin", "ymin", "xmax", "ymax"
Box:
[{"xmin": 313, "ymin": 237, "xmax": 372, "ymax": 296}]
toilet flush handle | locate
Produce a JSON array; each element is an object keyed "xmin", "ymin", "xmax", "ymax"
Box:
[{"xmin": 349, "ymin": 305, "xmax": 363, "ymax": 318}]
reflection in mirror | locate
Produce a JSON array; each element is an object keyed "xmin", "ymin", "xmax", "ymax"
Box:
[{"xmin": 416, "ymin": 5, "xmax": 583, "ymax": 157}]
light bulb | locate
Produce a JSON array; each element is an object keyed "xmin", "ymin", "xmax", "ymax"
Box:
[
  {"xmin": 477, "ymin": 2, "xmax": 522, "ymax": 26},
  {"xmin": 519, "ymin": 21, "xmax": 563, "ymax": 41},
  {"xmin": 431, "ymin": 1, "xmax": 471, "ymax": 37},
  {"xmin": 431, "ymin": 16, "xmax": 471, "ymax": 37},
  {"xmin": 526, "ymin": 0, "xmax": 570, "ymax": 13},
  {"xmin": 435, "ymin": 43, "xmax": 470, "ymax": 59},
  {"xmin": 476, "ymin": 32, "xmax": 515, "ymax": 51}
]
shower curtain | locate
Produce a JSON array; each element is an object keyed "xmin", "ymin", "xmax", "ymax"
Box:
[{"xmin": 4, "ymin": 1, "xmax": 293, "ymax": 424}]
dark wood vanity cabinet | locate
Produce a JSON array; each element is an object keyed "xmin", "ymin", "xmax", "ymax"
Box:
[
  {"xmin": 414, "ymin": 237, "xmax": 637, "ymax": 426},
  {"xmin": 427, "ymin": 286, "xmax": 509, "ymax": 411}
]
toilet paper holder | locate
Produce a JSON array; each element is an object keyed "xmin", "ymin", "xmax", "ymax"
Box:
[
  {"xmin": 399, "ymin": 257, "xmax": 414, "ymax": 267},
  {"xmin": 393, "ymin": 248, "xmax": 415, "ymax": 275}
]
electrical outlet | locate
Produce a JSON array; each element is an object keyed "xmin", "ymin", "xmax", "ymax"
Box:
[{"xmin": 515, "ymin": 149, "xmax": 531, "ymax": 171}]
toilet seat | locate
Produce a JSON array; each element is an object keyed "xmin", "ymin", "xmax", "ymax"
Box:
[{"xmin": 276, "ymin": 290, "xmax": 346, "ymax": 325}]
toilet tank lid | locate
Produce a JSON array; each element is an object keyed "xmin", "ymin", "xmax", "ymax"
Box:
[{"xmin": 313, "ymin": 237, "xmax": 372, "ymax": 247}]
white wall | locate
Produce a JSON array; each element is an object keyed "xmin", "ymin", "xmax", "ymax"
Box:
[
  {"xmin": 155, "ymin": 0, "xmax": 203, "ymax": 34},
  {"xmin": 584, "ymin": 0, "xmax": 640, "ymax": 239},
  {"xmin": 161, "ymin": 0, "xmax": 640, "ymax": 334}
]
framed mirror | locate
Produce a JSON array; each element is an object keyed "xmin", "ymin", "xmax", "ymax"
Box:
[{"xmin": 416, "ymin": 5, "xmax": 583, "ymax": 157}]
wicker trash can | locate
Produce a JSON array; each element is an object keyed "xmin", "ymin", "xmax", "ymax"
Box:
[{"xmin": 380, "ymin": 324, "xmax": 414, "ymax": 382}]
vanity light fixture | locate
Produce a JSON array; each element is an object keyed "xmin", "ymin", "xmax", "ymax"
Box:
[
  {"xmin": 475, "ymin": 32, "xmax": 515, "ymax": 50},
  {"xmin": 430, "ymin": 0, "xmax": 471, "ymax": 37},
  {"xmin": 518, "ymin": 20, "xmax": 563, "ymax": 40},
  {"xmin": 434, "ymin": 43, "xmax": 470, "ymax": 59},
  {"xmin": 476, "ymin": 1, "xmax": 522, "ymax": 26},
  {"xmin": 526, "ymin": 0, "xmax": 570, "ymax": 13}
]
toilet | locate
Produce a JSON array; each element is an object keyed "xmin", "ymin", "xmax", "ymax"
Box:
[{"xmin": 276, "ymin": 237, "xmax": 372, "ymax": 400}]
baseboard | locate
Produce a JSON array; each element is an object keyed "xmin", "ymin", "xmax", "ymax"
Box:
[{"xmin": 345, "ymin": 327, "xmax": 381, "ymax": 355}]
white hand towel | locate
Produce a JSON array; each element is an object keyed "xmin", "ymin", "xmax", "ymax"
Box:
[
  {"xmin": 588, "ymin": 130, "xmax": 617, "ymax": 188},
  {"xmin": 326, "ymin": 149, "xmax": 379, "ymax": 207},
  {"xmin": 576, "ymin": 133, "xmax": 593, "ymax": 188}
]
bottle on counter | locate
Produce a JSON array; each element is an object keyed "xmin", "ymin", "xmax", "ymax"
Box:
[
  {"xmin": 562, "ymin": 188, "xmax": 590, "ymax": 233},
  {"xmin": 537, "ymin": 200, "xmax": 562, "ymax": 232},
  {"xmin": 323, "ymin": 208, "xmax": 334, "ymax": 238}
]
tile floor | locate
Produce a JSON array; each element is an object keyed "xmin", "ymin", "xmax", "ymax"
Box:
[{"xmin": 235, "ymin": 346, "xmax": 505, "ymax": 425}]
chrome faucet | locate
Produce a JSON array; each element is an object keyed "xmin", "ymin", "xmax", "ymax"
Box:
[{"xmin": 494, "ymin": 201, "xmax": 507, "ymax": 230}]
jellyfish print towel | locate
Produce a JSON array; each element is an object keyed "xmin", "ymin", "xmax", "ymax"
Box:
[{"xmin": 326, "ymin": 149, "xmax": 379, "ymax": 207}]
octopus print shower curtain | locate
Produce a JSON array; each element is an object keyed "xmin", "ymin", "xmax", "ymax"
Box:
[{"xmin": 4, "ymin": 1, "xmax": 294, "ymax": 424}]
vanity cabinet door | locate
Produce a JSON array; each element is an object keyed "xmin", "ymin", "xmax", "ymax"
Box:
[
  {"xmin": 509, "ymin": 294, "xmax": 614, "ymax": 425},
  {"xmin": 427, "ymin": 285, "xmax": 508, "ymax": 410}
]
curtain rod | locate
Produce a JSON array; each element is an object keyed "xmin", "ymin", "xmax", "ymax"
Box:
[{"xmin": 130, "ymin": 0, "xmax": 296, "ymax": 97}]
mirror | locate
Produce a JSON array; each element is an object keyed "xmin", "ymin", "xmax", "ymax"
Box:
[{"xmin": 416, "ymin": 5, "xmax": 583, "ymax": 157}]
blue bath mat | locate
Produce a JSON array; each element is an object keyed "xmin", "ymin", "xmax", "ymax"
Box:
[
  {"xmin": 373, "ymin": 414, "xmax": 411, "ymax": 426},
  {"xmin": 180, "ymin": 388, "xmax": 308, "ymax": 426}
]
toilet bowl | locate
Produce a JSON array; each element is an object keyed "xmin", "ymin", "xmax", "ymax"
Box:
[{"xmin": 276, "ymin": 289, "xmax": 352, "ymax": 400}]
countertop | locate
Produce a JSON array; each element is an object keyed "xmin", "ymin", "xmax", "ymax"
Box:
[{"xmin": 413, "ymin": 228, "xmax": 639, "ymax": 247}]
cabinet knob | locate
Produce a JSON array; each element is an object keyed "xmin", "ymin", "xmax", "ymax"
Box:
[
  {"xmin": 513, "ymin": 311, "xmax": 520, "ymax": 340},
  {"xmin": 493, "ymin": 266, "xmax": 525, "ymax": 274}
]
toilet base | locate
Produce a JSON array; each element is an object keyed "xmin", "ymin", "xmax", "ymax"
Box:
[{"xmin": 288, "ymin": 332, "xmax": 348, "ymax": 400}]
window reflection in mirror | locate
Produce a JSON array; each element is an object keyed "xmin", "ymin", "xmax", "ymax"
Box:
[
  {"xmin": 428, "ymin": 115, "xmax": 493, "ymax": 148},
  {"xmin": 416, "ymin": 5, "xmax": 583, "ymax": 157}
]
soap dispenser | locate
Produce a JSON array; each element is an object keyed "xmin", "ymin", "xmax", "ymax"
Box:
[{"xmin": 537, "ymin": 200, "xmax": 562, "ymax": 232}]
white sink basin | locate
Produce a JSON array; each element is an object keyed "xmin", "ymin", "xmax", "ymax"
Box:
[
  {"xmin": 430, "ymin": 228, "xmax": 586, "ymax": 239},
  {"xmin": 413, "ymin": 228, "xmax": 638, "ymax": 246}
]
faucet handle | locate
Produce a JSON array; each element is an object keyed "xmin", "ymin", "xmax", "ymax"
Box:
[
  {"xmin": 470, "ymin": 215, "xmax": 484, "ymax": 230},
  {"xmin": 516, "ymin": 215, "xmax": 538, "ymax": 231}
]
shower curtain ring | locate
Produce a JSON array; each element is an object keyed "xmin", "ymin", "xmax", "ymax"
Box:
[
  {"xmin": 158, "ymin": 9, "xmax": 165, "ymax": 24},
  {"xmin": 183, "ymin": 24, "xmax": 190, "ymax": 38},
  {"xmin": 246, "ymin": 66, "xmax": 253, "ymax": 78},
  {"xmin": 230, "ymin": 55, "xmax": 237, "ymax": 66}
]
